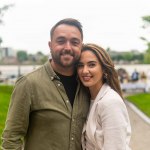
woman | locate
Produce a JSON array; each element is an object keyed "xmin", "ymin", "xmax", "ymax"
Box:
[{"xmin": 77, "ymin": 43, "xmax": 131, "ymax": 150}]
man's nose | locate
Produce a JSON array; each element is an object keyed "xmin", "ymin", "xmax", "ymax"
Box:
[{"xmin": 64, "ymin": 41, "xmax": 72, "ymax": 50}]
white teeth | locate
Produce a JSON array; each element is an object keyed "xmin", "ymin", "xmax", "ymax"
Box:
[
  {"xmin": 61, "ymin": 54, "xmax": 73, "ymax": 57},
  {"xmin": 83, "ymin": 76, "xmax": 91, "ymax": 81},
  {"xmin": 61, "ymin": 52, "xmax": 73, "ymax": 56}
]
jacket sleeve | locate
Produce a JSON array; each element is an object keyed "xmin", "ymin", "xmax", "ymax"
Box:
[
  {"xmin": 1, "ymin": 77, "xmax": 32, "ymax": 150},
  {"xmin": 98, "ymin": 99, "xmax": 131, "ymax": 150}
]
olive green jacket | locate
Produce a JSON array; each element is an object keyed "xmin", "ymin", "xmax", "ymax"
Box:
[{"xmin": 1, "ymin": 61, "xmax": 90, "ymax": 150}]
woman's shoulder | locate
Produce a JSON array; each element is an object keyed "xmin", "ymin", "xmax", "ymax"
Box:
[{"xmin": 97, "ymin": 85, "xmax": 124, "ymax": 108}]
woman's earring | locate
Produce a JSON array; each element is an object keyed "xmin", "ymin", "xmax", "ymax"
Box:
[{"xmin": 104, "ymin": 73, "xmax": 108, "ymax": 79}]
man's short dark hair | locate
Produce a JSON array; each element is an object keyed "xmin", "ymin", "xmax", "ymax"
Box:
[{"xmin": 50, "ymin": 18, "xmax": 83, "ymax": 40}]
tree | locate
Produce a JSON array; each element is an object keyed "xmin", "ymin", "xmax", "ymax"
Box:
[
  {"xmin": 0, "ymin": 37, "xmax": 2, "ymax": 47},
  {"xmin": 0, "ymin": 4, "xmax": 14, "ymax": 24},
  {"xmin": 142, "ymin": 16, "xmax": 150, "ymax": 28},
  {"xmin": 144, "ymin": 49, "xmax": 150, "ymax": 64},
  {"xmin": 0, "ymin": 4, "xmax": 14, "ymax": 46},
  {"xmin": 17, "ymin": 51, "xmax": 28, "ymax": 63},
  {"xmin": 141, "ymin": 15, "xmax": 150, "ymax": 64}
]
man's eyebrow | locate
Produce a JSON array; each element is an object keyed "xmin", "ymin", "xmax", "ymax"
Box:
[
  {"xmin": 56, "ymin": 36, "xmax": 65, "ymax": 39},
  {"xmin": 56, "ymin": 37, "xmax": 80, "ymax": 41}
]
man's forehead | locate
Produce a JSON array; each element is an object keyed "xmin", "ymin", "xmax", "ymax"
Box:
[{"xmin": 52, "ymin": 25, "xmax": 82, "ymax": 40}]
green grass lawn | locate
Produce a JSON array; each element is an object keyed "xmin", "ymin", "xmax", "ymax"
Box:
[
  {"xmin": 126, "ymin": 93, "xmax": 150, "ymax": 117},
  {"xmin": 0, "ymin": 85, "xmax": 13, "ymax": 145}
]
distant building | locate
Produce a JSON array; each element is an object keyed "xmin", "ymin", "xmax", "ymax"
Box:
[
  {"xmin": 0, "ymin": 47, "xmax": 18, "ymax": 64},
  {"xmin": 0, "ymin": 47, "xmax": 16, "ymax": 59}
]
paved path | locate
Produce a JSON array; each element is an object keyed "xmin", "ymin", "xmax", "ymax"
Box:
[{"xmin": 125, "ymin": 102, "xmax": 150, "ymax": 150}]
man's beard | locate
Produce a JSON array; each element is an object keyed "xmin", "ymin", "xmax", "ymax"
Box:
[{"xmin": 51, "ymin": 51, "xmax": 79, "ymax": 68}]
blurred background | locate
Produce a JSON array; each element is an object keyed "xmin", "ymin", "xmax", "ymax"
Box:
[{"xmin": 0, "ymin": 0, "xmax": 150, "ymax": 149}]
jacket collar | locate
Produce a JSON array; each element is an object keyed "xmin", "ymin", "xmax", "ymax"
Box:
[
  {"xmin": 94, "ymin": 83, "xmax": 111, "ymax": 103},
  {"xmin": 82, "ymin": 83, "xmax": 111, "ymax": 147},
  {"xmin": 44, "ymin": 60, "xmax": 59, "ymax": 80}
]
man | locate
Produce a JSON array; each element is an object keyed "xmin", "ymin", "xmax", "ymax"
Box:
[{"xmin": 1, "ymin": 18, "xmax": 90, "ymax": 150}]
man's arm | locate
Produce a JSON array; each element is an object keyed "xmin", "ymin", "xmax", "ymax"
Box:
[{"xmin": 1, "ymin": 77, "xmax": 31, "ymax": 149}]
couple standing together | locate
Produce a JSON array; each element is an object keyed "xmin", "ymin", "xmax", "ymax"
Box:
[{"xmin": 1, "ymin": 18, "xmax": 131, "ymax": 150}]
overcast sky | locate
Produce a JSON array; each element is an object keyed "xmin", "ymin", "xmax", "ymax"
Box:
[{"xmin": 0, "ymin": 0, "xmax": 150, "ymax": 54}]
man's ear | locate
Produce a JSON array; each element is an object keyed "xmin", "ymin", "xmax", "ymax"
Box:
[
  {"xmin": 81, "ymin": 43, "xmax": 84, "ymax": 49},
  {"xmin": 48, "ymin": 41, "xmax": 51, "ymax": 49}
]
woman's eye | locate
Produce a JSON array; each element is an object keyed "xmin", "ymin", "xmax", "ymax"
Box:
[
  {"xmin": 89, "ymin": 63, "xmax": 96, "ymax": 67},
  {"xmin": 77, "ymin": 64, "xmax": 83, "ymax": 68}
]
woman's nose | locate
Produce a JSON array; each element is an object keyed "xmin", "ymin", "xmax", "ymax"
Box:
[{"xmin": 82, "ymin": 66, "xmax": 89, "ymax": 73}]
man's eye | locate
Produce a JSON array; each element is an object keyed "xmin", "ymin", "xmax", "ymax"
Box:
[
  {"xmin": 72, "ymin": 41, "xmax": 80, "ymax": 46},
  {"xmin": 57, "ymin": 40, "xmax": 64, "ymax": 44}
]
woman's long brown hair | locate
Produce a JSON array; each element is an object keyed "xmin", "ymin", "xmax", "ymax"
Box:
[{"xmin": 82, "ymin": 43, "xmax": 123, "ymax": 99}]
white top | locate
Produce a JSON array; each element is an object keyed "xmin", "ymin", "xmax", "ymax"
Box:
[{"xmin": 82, "ymin": 83, "xmax": 131, "ymax": 150}]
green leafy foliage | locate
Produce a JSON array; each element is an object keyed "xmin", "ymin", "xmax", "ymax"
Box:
[{"xmin": 17, "ymin": 50, "xmax": 28, "ymax": 62}]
